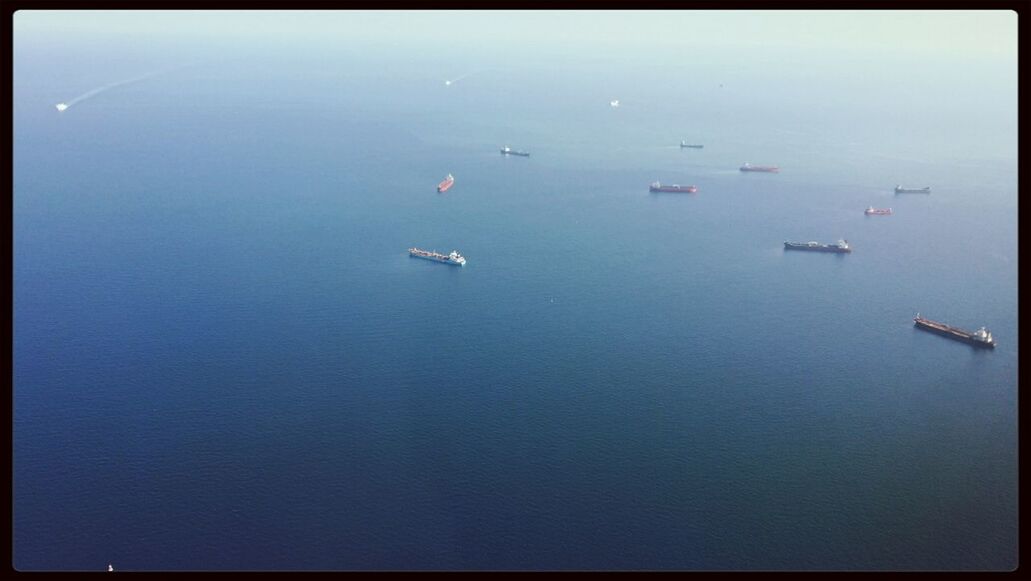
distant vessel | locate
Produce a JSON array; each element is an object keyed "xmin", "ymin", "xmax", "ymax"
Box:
[
  {"xmin": 784, "ymin": 239, "xmax": 851, "ymax": 253},
  {"xmin": 107, "ymin": 564, "xmax": 113, "ymax": 572},
  {"xmin": 740, "ymin": 163, "xmax": 780, "ymax": 173},
  {"xmin": 650, "ymin": 182, "xmax": 698, "ymax": 193},
  {"xmin": 610, "ymin": 99, "xmax": 620, "ymax": 107},
  {"xmin": 895, "ymin": 185, "xmax": 930, "ymax": 194},
  {"xmin": 913, "ymin": 314, "xmax": 995, "ymax": 348},
  {"xmin": 409, "ymin": 247, "xmax": 466, "ymax": 266},
  {"xmin": 680, "ymin": 141, "xmax": 704, "ymax": 149},
  {"xmin": 500, "ymin": 146, "xmax": 530, "ymax": 157},
  {"xmin": 55, "ymin": 103, "xmax": 68, "ymax": 112},
  {"xmin": 864, "ymin": 206, "xmax": 893, "ymax": 215},
  {"xmin": 437, "ymin": 173, "xmax": 454, "ymax": 193}
]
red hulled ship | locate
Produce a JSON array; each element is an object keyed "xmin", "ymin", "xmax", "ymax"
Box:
[{"xmin": 437, "ymin": 173, "xmax": 454, "ymax": 193}]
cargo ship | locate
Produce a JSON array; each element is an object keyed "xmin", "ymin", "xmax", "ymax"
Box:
[
  {"xmin": 680, "ymin": 141, "xmax": 704, "ymax": 149},
  {"xmin": 650, "ymin": 182, "xmax": 698, "ymax": 193},
  {"xmin": 437, "ymin": 173, "xmax": 454, "ymax": 193},
  {"xmin": 913, "ymin": 314, "xmax": 995, "ymax": 348},
  {"xmin": 500, "ymin": 146, "xmax": 530, "ymax": 157},
  {"xmin": 895, "ymin": 185, "xmax": 930, "ymax": 194},
  {"xmin": 784, "ymin": 239, "xmax": 851, "ymax": 253},
  {"xmin": 740, "ymin": 163, "xmax": 780, "ymax": 173},
  {"xmin": 409, "ymin": 247, "xmax": 466, "ymax": 266},
  {"xmin": 865, "ymin": 206, "xmax": 893, "ymax": 215}
]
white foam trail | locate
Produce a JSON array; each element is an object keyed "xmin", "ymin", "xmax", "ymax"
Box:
[
  {"xmin": 57, "ymin": 71, "xmax": 158, "ymax": 111},
  {"xmin": 444, "ymin": 70, "xmax": 484, "ymax": 86},
  {"xmin": 55, "ymin": 65, "xmax": 189, "ymax": 112}
]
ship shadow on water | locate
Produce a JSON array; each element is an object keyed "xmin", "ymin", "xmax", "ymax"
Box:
[
  {"xmin": 777, "ymin": 248, "xmax": 850, "ymax": 258},
  {"xmin": 911, "ymin": 326, "xmax": 999, "ymax": 361}
]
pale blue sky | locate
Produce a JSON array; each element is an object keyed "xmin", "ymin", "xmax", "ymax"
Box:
[{"xmin": 14, "ymin": 10, "xmax": 1018, "ymax": 61}]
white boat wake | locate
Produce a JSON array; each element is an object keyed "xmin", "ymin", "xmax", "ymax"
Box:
[
  {"xmin": 444, "ymin": 70, "xmax": 485, "ymax": 86},
  {"xmin": 55, "ymin": 65, "xmax": 190, "ymax": 112}
]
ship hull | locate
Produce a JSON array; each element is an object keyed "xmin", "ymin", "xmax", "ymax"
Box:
[
  {"xmin": 680, "ymin": 144, "xmax": 704, "ymax": 149},
  {"xmin": 650, "ymin": 186, "xmax": 698, "ymax": 193},
  {"xmin": 437, "ymin": 182, "xmax": 454, "ymax": 193},
  {"xmin": 740, "ymin": 167, "xmax": 779, "ymax": 173},
  {"xmin": 409, "ymin": 252, "xmax": 464, "ymax": 266},
  {"xmin": 914, "ymin": 320, "xmax": 995, "ymax": 348},
  {"xmin": 501, "ymin": 150, "xmax": 530, "ymax": 157},
  {"xmin": 784, "ymin": 243, "xmax": 850, "ymax": 253},
  {"xmin": 895, "ymin": 188, "xmax": 930, "ymax": 194}
]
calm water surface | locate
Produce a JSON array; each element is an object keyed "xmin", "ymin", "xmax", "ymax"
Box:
[{"xmin": 13, "ymin": 41, "xmax": 1017, "ymax": 570}]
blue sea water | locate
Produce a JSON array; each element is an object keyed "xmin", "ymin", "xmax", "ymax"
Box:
[{"xmin": 13, "ymin": 38, "xmax": 1018, "ymax": 571}]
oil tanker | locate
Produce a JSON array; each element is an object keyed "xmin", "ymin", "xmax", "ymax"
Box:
[
  {"xmin": 913, "ymin": 314, "xmax": 995, "ymax": 348},
  {"xmin": 895, "ymin": 185, "xmax": 930, "ymax": 194},
  {"xmin": 865, "ymin": 207, "xmax": 893, "ymax": 215},
  {"xmin": 409, "ymin": 247, "xmax": 466, "ymax": 266},
  {"xmin": 784, "ymin": 239, "xmax": 851, "ymax": 253},
  {"xmin": 500, "ymin": 146, "xmax": 530, "ymax": 157},
  {"xmin": 437, "ymin": 173, "xmax": 454, "ymax": 193},
  {"xmin": 650, "ymin": 182, "xmax": 698, "ymax": 193},
  {"xmin": 740, "ymin": 163, "xmax": 780, "ymax": 173},
  {"xmin": 680, "ymin": 141, "xmax": 704, "ymax": 149}
]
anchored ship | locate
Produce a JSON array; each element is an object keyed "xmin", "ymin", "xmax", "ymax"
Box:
[
  {"xmin": 865, "ymin": 206, "xmax": 893, "ymax": 215},
  {"xmin": 895, "ymin": 185, "xmax": 930, "ymax": 194},
  {"xmin": 409, "ymin": 247, "xmax": 466, "ymax": 266},
  {"xmin": 500, "ymin": 146, "xmax": 530, "ymax": 157},
  {"xmin": 913, "ymin": 314, "xmax": 995, "ymax": 348},
  {"xmin": 680, "ymin": 141, "xmax": 704, "ymax": 149},
  {"xmin": 784, "ymin": 239, "xmax": 851, "ymax": 253},
  {"xmin": 740, "ymin": 163, "xmax": 780, "ymax": 173},
  {"xmin": 437, "ymin": 173, "xmax": 454, "ymax": 193},
  {"xmin": 650, "ymin": 182, "xmax": 698, "ymax": 193}
]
